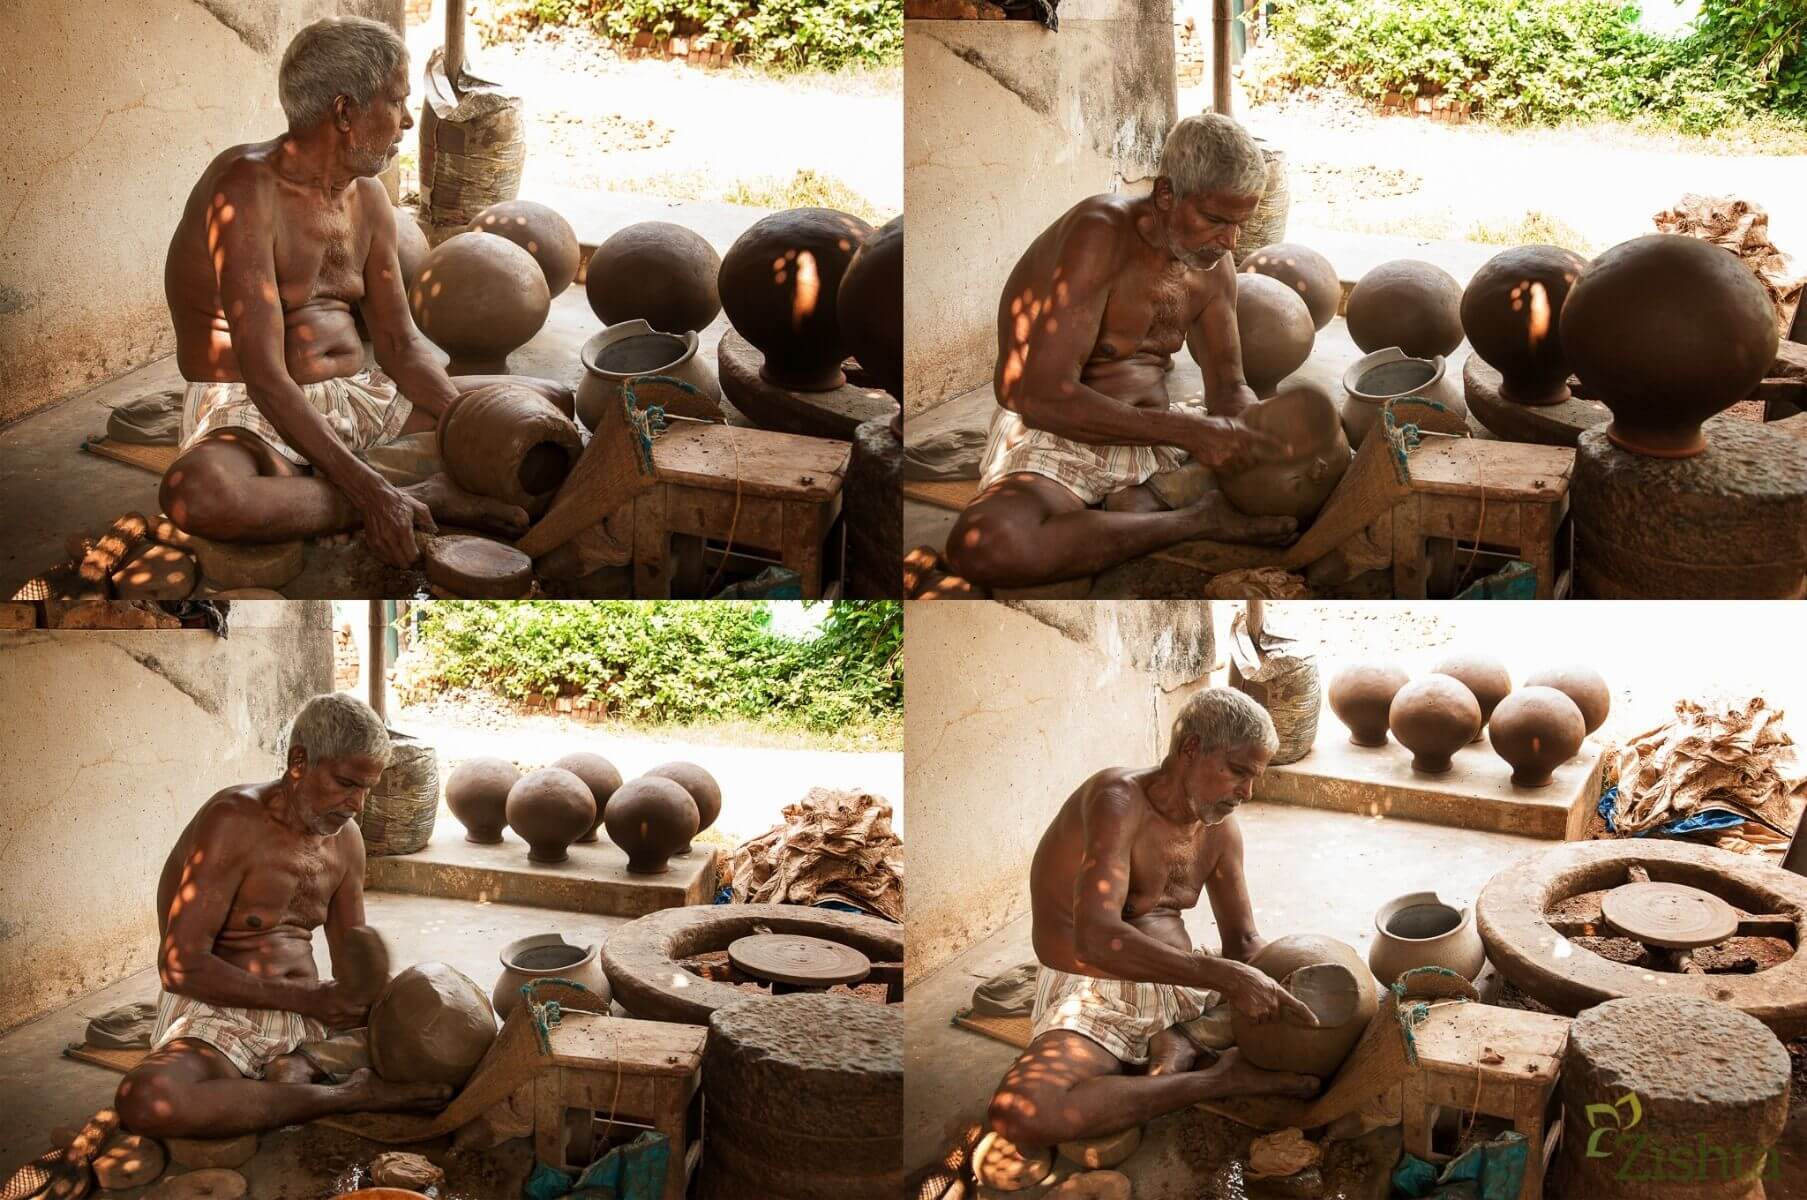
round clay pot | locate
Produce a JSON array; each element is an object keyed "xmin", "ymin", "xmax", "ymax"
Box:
[
  {"xmin": 1208, "ymin": 272, "xmax": 1314, "ymax": 397},
  {"xmin": 1522, "ymin": 664, "xmax": 1610, "ymax": 735},
  {"xmin": 438, "ymin": 383, "xmax": 584, "ymax": 517},
  {"xmin": 504, "ymin": 767, "xmax": 596, "ymax": 863},
  {"xmin": 1430, "ymin": 653, "xmax": 1512, "ymax": 740},
  {"xmin": 1388, "ymin": 675, "xmax": 1481, "ymax": 774},
  {"xmin": 1216, "ymin": 383, "xmax": 1350, "ymax": 521},
  {"xmin": 643, "ymin": 761, "xmax": 722, "ymax": 854},
  {"xmin": 492, "ymin": 933, "xmax": 610, "ymax": 1019},
  {"xmin": 1242, "ymin": 242, "xmax": 1340, "ymax": 330},
  {"xmin": 553, "ymin": 751, "xmax": 623, "ymax": 843},
  {"xmin": 604, "ymin": 777, "xmax": 699, "ymax": 875},
  {"xmin": 367, "ymin": 962, "xmax": 496, "ymax": 1088},
  {"xmin": 468, "ymin": 199, "xmax": 581, "ymax": 297},
  {"xmin": 1327, "ymin": 663, "xmax": 1410, "ymax": 746},
  {"xmin": 410, "ymin": 232, "xmax": 551, "ymax": 374},
  {"xmin": 586, "ymin": 221, "xmax": 723, "ymax": 334},
  {"xmin": 1340, "ymin": 348, "xmax": 1468, "ymax": 448},
  {"xmin": 1346, "ymin": 259, "xmax": 1465, "ymax": 360},
  {"xmin": 1232, "ymin": 934, "xmax": 1379, "ymax": 1078},
  {"xmin": 1560, "ymin": 234, "xmax": 1778, "ymax": 459},
  {"xmin": 444, "ymin": 756, "xmax": 520, "ymax": 843},
  {"xmin": 1368, "ymin": 892, "xmax": 1486, "ymax": 983},
  {"xmin": 394, "ymin": 206, "xmax": 430, "ymax": 297},
  {"xmin": 837, "ymin": 215, "xmax": 904, "ymax": 400},
  {"xmin": 575, "ymin": 320, "xmax": 723, "ymax": 432},
  {"xmin": 1488, "ymin": 686, "xmax": 1585, "ymax": 788},
  {"xmin": 719, "ymin": 207, "xmax": 874, "ymax": 391},
  {"xmin": 1459, "ymin": 245, "xmax": 1587, "ymax": 407}
]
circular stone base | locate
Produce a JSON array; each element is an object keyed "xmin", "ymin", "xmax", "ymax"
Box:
[
  {"xmin": 190, "ymin": 536, "xmax": 305, "ymax": 591},
  {"xmin": 1573, "ymin": 418, "xmax": 1807, "ymax": 598},
  {"xmin": 718, "ymin": 329, "xmax": 894, "ymax": 441},
  {"xmin": 423, "ymin": 533, "xmax": 534, "ymax": 599},
  {"xmin": 1463, "ymin": 356, "xmax": 1607, "ymax": 447}
]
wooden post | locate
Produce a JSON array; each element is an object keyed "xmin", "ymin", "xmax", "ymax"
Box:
[
  {"xmin": 1785, "ymin": 800, "xmax": 1807, "ymax": 878},
  {"xmin": 445, "ymin": 0, "xmax": 465, "ymax": 96},
  {"xmin": 367, "ymin": 600, "xmax": 388, "ymax": 723},
  {"xmin": 1213, "ymin": 0, "xmax": 1233, "ymax": 115}
]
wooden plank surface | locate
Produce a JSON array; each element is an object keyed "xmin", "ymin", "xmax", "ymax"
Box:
[
  {"xmin": 1408, "ymin": 437, "xmax": 1574, "ymax": 502},
  {"xmin": 547, "ymin": 1011, "xmax": 706, "ymax": 1074},
  {"xmin": 652, "ymin": 423, "xmax": 849, "ymax": 501},
  {"xmin": 1411, "ymin": 1001, "xmax": 1569, "ymax": 1083}
]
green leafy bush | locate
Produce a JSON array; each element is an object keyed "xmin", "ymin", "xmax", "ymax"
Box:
[
  {"xmin": 1693, "ymin": 0, "xmax": 1807, "ymax": 114},
  {"xmin": 490, "ymin": 0, "xmax": 903, "ymax": 71}
]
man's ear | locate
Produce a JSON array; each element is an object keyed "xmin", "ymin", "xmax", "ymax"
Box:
[
  {"xmin": 1152, "ymin": 176, "xmax": 1175, "ymax": 212},
  {"xmin": 1179, "ymin": 733, "xmax": 1201, "ymax": 760},
  {"xmin": 333, "ymin": 94, "xmax": 354, "ymax": 131},
  {"xmin": 286, "ymin": 745, "xmax": 308, "ymax": 778}
]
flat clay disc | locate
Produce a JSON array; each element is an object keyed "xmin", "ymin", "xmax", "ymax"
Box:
[
  {"xmin": 728, "ymin": 933, "xmax": 871, "ymax": 987},
  {"xmin": 1600, "ymin": 881, "xmax": 1739, "ymax": 949},
  {"xmin": 423, "ymin": 534, "xmax": 533, "ymax": 599},
  {"xmin": 145, "ymin": 1168, "xmax": 249, "ymax": 1200}
]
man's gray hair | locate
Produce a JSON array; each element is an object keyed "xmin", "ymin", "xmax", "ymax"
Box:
[
  {"xmin": 286, "ymin": 693, "xmax": 391, "ymax": 766},
  {"xmin": 278, "ymin": 16, "xmax": 408, "ymax": 131},
  {"xmin": 1158, "ymin": 113, "xmax": 1268, "ymax": 201},
  {"xmin": 1169, "ymin": 687, "xmax": 1278, "ymax": 758}
]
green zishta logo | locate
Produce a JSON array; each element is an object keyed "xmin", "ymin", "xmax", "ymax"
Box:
[{"xmin": 1585, "ymin": 1090, "xmax": 1643, "ymax": 1157}]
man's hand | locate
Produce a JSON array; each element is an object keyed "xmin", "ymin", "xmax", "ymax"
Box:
[
  {"xmin": 308, "ymin": 978, "xmax": 377, "ymax": 1030},
  {"xmin": 357, "ymin": 480, "xmax": 434, "ymax": 567},
  {"xmin": 1186, "ymin": 414, "xmax": 1292, "ymax": 470},
  {"xmin": 1216, "ymin": 960, "xmax": 1321, "ymax": 1026}
]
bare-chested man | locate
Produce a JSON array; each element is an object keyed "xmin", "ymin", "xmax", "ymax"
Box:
[
  {"xmin": 114, "ymin": 694, "xmax": 449, "ymax": 1138},
  {"xmin": 985, "ymin": 689, "xmax": 1319, "ymax": 1157},
  {"xmin": 159, "ymin": 17, "xmax": 564, "ymax": 568},
  {"xmin": 946, "ymin": 114, "xmax": 1299, "ymax": 590}
]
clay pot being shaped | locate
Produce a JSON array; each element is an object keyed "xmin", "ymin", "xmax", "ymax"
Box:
[
  {"xmin": 837, "ymin": 215, "xmax": 904, "ymax": 400},
  {"xmin": 1232, "ymin": 934, "xmax": 1379, "ymax": 1078},
  {"xmin": 1206, "ymin": 272, "xmax": 1314, "ymax": 397},
  {"xmin": 586, "ymin": 221, "xmax": 723, "ymax": 334},
  {"xmin": 492, "ymin": 933, "xmax": 610, "ymax": 1019},
  {"xmin": 575, "ymin": 320, "xmax": 723, "ymax": 432},
  {"xmin": 1430, "ymin": 654, "xmax": 1512, "ymax": 741},
  {"xmin": 445, "ymin": 756, "xmax": 521, "ymax": 843},
  {"xmin": 1346, "ymin": 260, "xmax": 1465, "ymax": 360},
  {"xmin": 604, "ymin": 777, "xmax": 699, "ymax": 875},
  {"xmin": 438, "ymin": 383, "xmax": 584, "ymax": 518},
  {"xmin": 1523, "ymin": 664, "xmax": 1610, "ymax": 735},
  {"xmin": 1488, "ymin": 686, "xmax": 1586, "ymax": 788},
  {"xmin": 1340, "ymin": 348, "xmax": 1468, "ymax": 448},
  {"xmin": 410, "ymin": 232, "xmax": 551, "ymax": 374},
  {"xmin": 367, "ymin": 962, "xmax": 497, "ymax": 1088},
  {"xmin": 719, "ymin": 207, "xmax": 874, "ymax": 391},
  {"xmin": 643, "ymin": 761, "xmax": 722, "ymax": 854},
  {"xmin": 1217, "ymin": 384, "xmax": 1351, "ymax": 521},
  {"xmin": 1459, "ymin": 245, "xmax": 1587, "ymax": 407},
  {"xmin": 1327, "ymin": 663, "xmax": 1410, "ymax": 746},
  {"xmin": 504, "ymin": 767, "xmax": 596, "ymax": 863},
  {"xmin": 1242, "ymin": 242, "xmax": 1341, "ymax": 330},
  {"xmin": 394, "ymin": 206, "xmax": 430, "ymax": 298},
  {"xmin": 552, "ymin": 751, "xmax": 623, "ymax": 844},
  {"xmin": 1388, "ymin": 675, "xmax": 1481, "ymax": 774},
  {"xmin": 1368, "ymin": 892, "xmax": 1487, "ymax": 984},
  {"xmin": 468, "ymin": 199, "xmax": 581, "ymax": 297},
  {"xmin": 1560, "ymin": 234, "xmax": 1779, "ymax": 459}
]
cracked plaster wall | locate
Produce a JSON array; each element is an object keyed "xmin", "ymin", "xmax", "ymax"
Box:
[
  {"xmin": 902, "ymin": 2, "xmax": 1178, "ymax": 416},
  {"xmin": 0, "ymin": 602, "xmax": 334, "ymax": 1033}
]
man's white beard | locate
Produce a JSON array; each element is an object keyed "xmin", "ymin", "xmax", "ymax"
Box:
[
  {"xmin": 1168, "ymin": 232, "xmax": 1222, "ymax": 271},
  {"xmin": 347, "ymin": 132, "xmax": 394, "ymax": 177}
]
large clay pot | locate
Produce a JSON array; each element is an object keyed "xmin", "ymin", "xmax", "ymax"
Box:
[
  {"xmin": 719, "ymin": 207, "xmax": 874, "ymax": 391},
  {"xmin": 1523, "ymin": 664, "xmax": 1610, "ymax": 735},
  {"xmin": 1459, "ymin": 245, "xmax": 1587, "ymax": 407},
  {"xmin": 838, "ymin": 215, "xmax": 903, "ymax": 401},
  {"xmin": 605, "ymin": 777, "xmax": 699, "ymax": 875},
  {"xmin": 367, "ymin": 962, "xmax": 497, "ymax": 1088},
  {"xmin": 492, "ymin": 933, "xmax": 610, "ymax": 1019},
  {"xmin": 553, "ymin": 751, "xmax": 623, "ymax": 844},
  {"xmin": 410, "ymin": 232, "xmax": 551, "ymax": 374},
  {"xmin": 1388, "ymin": 675, "xmax": 1481, "ymax": 774},
  {"xmin": 643, "ymin": 761, "xmax": 722, "ymax": 855},
  {"xmin": 468, "ymin": 200, "xmax": 581, "ymax": 297},
  {"xmin": 1561, "ymin": 234, "xmax": 1778, "ymax": 459},
  {"xmin": 575, "ymin": 321, "xmax": 723, "ymax": 432},
  {"xmin": 1430, "ymin": 653, "xmax": 1511, "ymax": 741},
  {"xmin": 1206, "ymin": 272, "xmax": 1314, "ymax": 398},
  {"xmin": 445, "ymin": 756, "xmax": 520, "ymax": 843},
  {"xmin": 1232, "ymin": 934, "xmax": 1379, "ymax": 1079},
  {"xmin": 504, "ymin": 767, "xmax": 596, "ymax": 863},
  {"xmin": 1340, "ymin": 348, "xmax": 1468, "ymax": 448},
  {"xmin": 1368, "ymin": 892, "xmax": 1486, "ymax": 984},
  {"xmin": 1242, "ymin": 242, "xmax": 1340, "ymax": 330},
  {"xmin": 438, "ymin": 383, "xmax": 584, "ymax": 517},
  {"xmin": 394, "ymin": 206, "xmax": 430, "ymax": 297},
  {"xmin": 1488, "ymin": 686, "xmax": 1585, "ymax": 788},
  {"xmin": 1217, "ymin": 384, "xmax": 1350, "ymax": 521},
  {"xmin": 1327, "ymin": 663, "xmax": 1409, "ymax": 746},
  {"xmin": 587, "ymin": 221, "xmax": 723, "ymax": 334},
  {"xmin": 1346, "ymin": 260, "xmax": 1465, "ymax": 360}
]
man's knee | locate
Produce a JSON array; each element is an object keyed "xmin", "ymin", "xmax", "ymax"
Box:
[
  {"xmin": 115, "ymin": 1067, "xmax": 183, "ymax": 1136},
  {"xmin": 160, "ymin": 455, "xmax": 238, "ymax": 539},
  {"xmin": 946, "ymin": 509, "xmax": 1035, "ymax": 586},
  {"xmin": 988, "ymin": 1082, "xmax": 1063, "ymax": 1149}
]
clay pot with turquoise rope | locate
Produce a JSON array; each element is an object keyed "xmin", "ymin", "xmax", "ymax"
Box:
[
  {"xmin": 491, "ymin": 933, "xmax": 609, "ymax": 1019},
  {"xmin": 1340, "ymin": 348, "xmax": 1468, "ymax": 448},
  {"xmin": 576, "ymin": 320, "xmax": 723, "ymax": 432}
]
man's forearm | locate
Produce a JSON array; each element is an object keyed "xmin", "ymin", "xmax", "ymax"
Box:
[
  {"xmin": 165, "ymin": 953, "xmax": 320, "ymax": 1017},
  {"xmin": 1076, "ymin": 919, "xmax": 1239, "ymax": 990},
  {"xmin": 377, "ymin": 340, "xmax": 459, "ymax": 420},
  {"xmin": 1017, "ymin": 385, "xmax": 1209, "ymax": 451}
]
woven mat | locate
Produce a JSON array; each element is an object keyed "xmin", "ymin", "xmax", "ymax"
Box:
[
  {"xmin": 82, "ymin": 438, "xmax": 179, "ymax": 476},
  {"xmin": 951, "ymin": 1010, "xmax": 1033, "ymax": 1049},
  {"xmin": 63, "ymin": 1044, "xmax": 366, "ymax": 1138},
  {"xmin": 903, "ymin": 478, "xmax": 980, "ymax": 511}
]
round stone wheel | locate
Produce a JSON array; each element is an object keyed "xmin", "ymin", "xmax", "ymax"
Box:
[
  {"xmin": 1463, "ymin": 354, "xmax": 1605, "ymax": 447},
  {"xmin": 845, "ymin": 416, "xmax": 902, "ymax": 598},
  {"xmin": 728, "ymin": 933, "xmax": 871, "ymax": 987},
  {"xmin": 1600, "ymin": 881, "xmax": 1739, "ymax": 950},
  {"xmin": 423, "ymin": 535, "xmax": 533, "ymax": 599},
  {"xmin": 189, "ymin": 536, "xmax": 304, "ymax": 591}
]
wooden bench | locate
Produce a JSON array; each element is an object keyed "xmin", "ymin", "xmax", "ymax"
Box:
[{"xmin": 1395, "ymin": 438, "xmax": 1575, "ymax": 599}]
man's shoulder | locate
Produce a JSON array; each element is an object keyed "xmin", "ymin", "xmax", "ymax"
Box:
[
  {"xmin": 191, "ymin": 785, "xmax": 268, "ymax": 833},
  {"xmin": 202, "ymin": 144, "xmax": 280, "ymax": 199},
  {"xmin": 1060, "ymin": 194, "xmax": 1134, "ymax": 239},
  {"xmin": 1076, "ymin": 766, "xmax": 1149, "ymax": 812}
]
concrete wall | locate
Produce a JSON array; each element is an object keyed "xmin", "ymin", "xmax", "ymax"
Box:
[
  {"xmin": 0, "ymin": 0, "xmax": 403, "ymax": 426},
  {"xmin": 902, "ymin": 1, "xmax": 1179, "ymax": 416},
  {"xmin": 904, "ymin": 599, "xmax": 1213, "ymax": 982},
  {"xmin": 0, "ymin": 602, "xmax": 334, "ymax": 1033}
]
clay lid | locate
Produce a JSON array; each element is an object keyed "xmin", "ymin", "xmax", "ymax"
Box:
[
  {"xmin": 1600, "ymin": 881, "xmax": 1739, "ymax": 950},
  {"xmin": 728, "ymin": 933, "xmax": 871, "ymax": 987}
]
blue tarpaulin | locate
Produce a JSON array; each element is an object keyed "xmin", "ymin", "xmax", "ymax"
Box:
[
  {"xmin": 523, "ymin": 1131, "xmax": 671, "ymax": 1200},
  {"xmin": 1391, "ymin": 1131, "xmax": 1529, "ymax": 1200},
  {"xmin": 1597, "ymin": 786, "xmax": 1748, "ymax": 838}
]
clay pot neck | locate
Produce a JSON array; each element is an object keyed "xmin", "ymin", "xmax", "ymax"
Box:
[
  {"xmin": 1375, "ymin": 893, "xmax": 1471, "ymax": 943},
  {"xmin": 1346, "ymin": 352, "xmax": 1448, "ymax": 401},
  {"xmin": 583, "ymin": 320, "xmax": 700, "ymax": 380}
]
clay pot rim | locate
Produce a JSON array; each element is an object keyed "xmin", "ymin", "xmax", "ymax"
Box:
[
  {"xmin": 1342, "ymin": 347, "xmax": 1450, "ymax": 400},
  {"xmin": 581, "ymin": 320, "xmax": 701, "ymax": 379},
  {"xmin": 498, "ymin": 932, "xmax": 599, "ymax": 974},
  {"xmin": 1374, "ymin": 891, "xmax": 1472, "ymax": 941}
]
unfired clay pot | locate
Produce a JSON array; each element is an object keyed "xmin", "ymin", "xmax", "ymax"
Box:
[
  {"xmin": 643, "ymin": 761, "xmax": 722, "ymax": 855},
  {"xmin": 492, "ymin": 933, "xmax": 610, "ymax": 1019},
  {"xmin": 1388, "ymin": 675, "xmax": 1481, "ymax": 774},
  {"xmin": 1560, "ymin": 234, "xmax": 1779, "ymax": 459},
  {"xmin": 445, "ymin": 756, "xmax": 521, "ymax": 843},
  {"xmin": 1217, "ymin": 272, "xmax": 1316, "ymax": 397},
  {"xmin": 468, "ymin": 200, "xmax": 581, "ymax": 297},
  {"xmin": 586, "ymin": 221, "xmax": 723, "ymax": 334},
  {"xmin": 1368, "ymin": 892, "xmax": 1486, "ymax": 984},
  {"xmin": 1217, "ymin": 384, "xmax": 1350, "ymax": 521},
  {"xmin": 1232, "ymin": 934, "xmax": 1378, "ymax": 1078},
  {"xmin": 553, "ymin": 751, "xmax": 623, "ymax": 843},
  {"xmin": 504, "ymin": 767, "xmax": 596, "ymax": 863},
  {"xmin": 719, "ymin": 207, "xmax": 874, "ymax": 391},
  {"xmin": 605, "ymin": 777, "xmax": 699, "ymax": 875},
  {"xmin": 1523, "ymin": 664, "xmax": 1610, "ymax": 735},
  {"xmin": 1340, "ymin": 348, "xmax": 1468, "ymax": 448},
  {"xmin": 367, "ymin": 962, "xmax": 496, "ymax": 1088},
  {"xmin": 837, "ymin": 215, "xmax": 904, "ymax": 400},
  {"xmin": 1242, "ymin": 242, "xmax": 1341, "ymax": 330},
  {"xmin": 1430, "ymin": 654, "xmax": 1512, "ymax": 741},
  {"xmin": 438, "ymin": 383, "xmax": 584, "ymax": 517},
  {"xmin": 1346, "ymin": 260, "xmax": 1465, "ymax": 360},
  {"xmin": 575, "ymin": 320, "xmax": 723, "ymax": 432},
  {"xmin": 1327, "ymin": 663, "xmax": 1410, "ymax": 746},
  {"xmin": 410, "ymin": 232, "xmax": 551, "ymax": 374},
  {"xmin": 1459, "ymin": 245, "xmax": 1587, "ymax": 407},
  {"xmin": 394, "ymin": 206, "xmax": 430, "ymax": 297},
  {"xmin": 1488, "ymin": 686, "xmax": 1585, "ymax": 788}
]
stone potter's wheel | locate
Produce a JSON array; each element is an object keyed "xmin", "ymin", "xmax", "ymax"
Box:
[
  {"xmin": 1464, "ymin": 356, "xmax": 1607, "ymax": 447},
  {"xmin": 727, "ymin": 933, "xmax": 871, "ymax": 989},
  {"xmin": 1600, "ymin": 881, "xmax": 1739, "ymax": 950},
  {"xmin": 718, "ymin": 329, "xmax": 894, "ymax": 441}
]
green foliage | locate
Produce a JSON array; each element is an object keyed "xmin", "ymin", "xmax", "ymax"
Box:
[
  {"xmin": 1693, "ymin": 0, "xmax": 1807, "ymax": 113},
  {"xmin": 493, "ymin": 0, "xmax": 903, "ymax": 71}
]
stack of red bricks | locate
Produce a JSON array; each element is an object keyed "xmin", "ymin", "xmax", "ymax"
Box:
[
  {"xmin": 1173, "ymin": 17, "xmax": 1206, "ymax": 88},
  {"xmin": 623, "ymin": 30, "xmax": 738, "ymax": 68},
  {"xmin": 1377, "ymin": 91, "xmax": 1474, "ymax": 123},
  {"xmin": 520, "ymin": 692, "xmax": 611, "ymax": 722}
]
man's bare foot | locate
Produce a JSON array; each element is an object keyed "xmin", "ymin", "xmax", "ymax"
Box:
[
  {"xmin": 1179, "ymin": 493, "xmax": 1298, "ymax": 547},
  {"xmin": 1195, "ymin": 1047, "xmax": 1318, "ymax": 1099},
  {"xmin": 1145, "ymin": 1027, "xmax": 1198, "ymax": 1076},
  {"xmin": 405, "ymin": 475, "xmax": 530, "ymax": 538},
  {"xmin": 265, "ymin": 1053, "xmax": 322, "ymax": 1085},
  {"xmin": 1102, "ymin": 484, "xmax": 1165, "ymax": 514},
  {"xmin": 342, "ymin": 1068, "xmax": 454, "ymax": 1113}
]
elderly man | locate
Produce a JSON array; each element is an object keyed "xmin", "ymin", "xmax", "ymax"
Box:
[
  {"xmin": 946, "ymin": 114, "xmax": 1300, "ymax": 590},
  {"xmin": 115, "ymin": 694, "xmax": 449, "ymax": 1138},
  {"xmin": 984, "ymin": 689, "xmax": 1319, "ymax": 1158},
  {"xmin": 159, "ymin": 16, "xmax": 567, "ymax": 568}
]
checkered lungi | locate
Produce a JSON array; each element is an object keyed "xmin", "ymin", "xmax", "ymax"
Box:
[
  {"xmin": 179, "ymin": 367, "xmax": 412, "ymax": 468},
  {"xmin": 151, "ymin": 990, "xmax": 330, "ymax": 1080},
  {"xmin": 1029, "ymin": 966, "xmax": 1233, "ymax": 1066},
  {"xmin": 976, "ymin": 397, "xmax": 1208, "ymax": 508}
]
